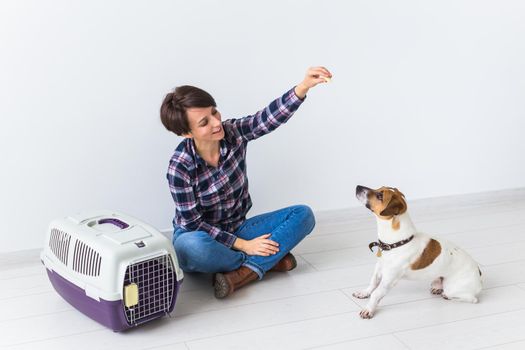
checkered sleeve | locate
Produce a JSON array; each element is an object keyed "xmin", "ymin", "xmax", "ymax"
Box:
[
  {"xmin": 167, "ymin": 164, "xmax": 238, "ymax": 248},
  {"xmin": 230, "ymin": 87, "xmax": 305, "ymax": 142}
]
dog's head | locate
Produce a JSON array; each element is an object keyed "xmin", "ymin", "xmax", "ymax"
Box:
[{"xmin": 355, "ymin": 185, "xmax": 407, "ymax": 219}]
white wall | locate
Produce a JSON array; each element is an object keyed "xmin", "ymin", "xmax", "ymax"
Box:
[{"xmin": 1, "ymin": 0, "xmax": 524, "ymax": 253}]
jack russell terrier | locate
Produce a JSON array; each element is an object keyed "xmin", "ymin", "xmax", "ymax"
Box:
[{"xmin": 352, "ymin": 185, "xmax": 482, "ymax": 319}]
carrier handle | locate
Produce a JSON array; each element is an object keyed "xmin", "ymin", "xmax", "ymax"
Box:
[{"xmin": 98, "ymin": 218, "xmax": 129, "ymax": 229}]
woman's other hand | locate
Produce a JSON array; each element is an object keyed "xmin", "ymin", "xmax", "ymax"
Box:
[
  {"xmin": 294, "ymin": 66, "xmax": 332, "ymax": 99},
  {"xmin": 233, "ymin": 234, "xmax": 280, "ymax": 256}
]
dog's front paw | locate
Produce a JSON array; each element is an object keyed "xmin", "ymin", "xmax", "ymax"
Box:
[
  {"xmin": 359, "ymin": 308, "xmax": 375, "ymax": 319},
  {"xmin": 431, "ymin": 288, "xmax": 443, "ymax": 295},
  {"xmin": 352, "ymin": 291, "xmax": 370, "ymax": 299}
]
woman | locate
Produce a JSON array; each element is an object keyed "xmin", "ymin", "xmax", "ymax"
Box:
[{"xmin": 160, "ymin": 66, "xmax": 332, "ymax": 298}]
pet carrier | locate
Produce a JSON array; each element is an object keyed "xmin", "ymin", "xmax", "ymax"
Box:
[{"xmin": 41, "ymin": 211, "xmax": 183, "ymax": 331}]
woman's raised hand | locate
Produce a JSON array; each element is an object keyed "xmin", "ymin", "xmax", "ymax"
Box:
[{"xmin": 294, "ymin": 66, "xmax": 332, "ymax": 99}]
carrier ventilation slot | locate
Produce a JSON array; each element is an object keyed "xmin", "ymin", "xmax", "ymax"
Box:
[
  {"xmin": 49, "ymin": 229, "xmax": 71, "ymax": 266},
  {"xmin": 72, "ymin": 239, "xmax": 102, "ymax": 276},
  {"xmin": 123, "ymin": 254, "xmax": 176, "ymax": 325}
]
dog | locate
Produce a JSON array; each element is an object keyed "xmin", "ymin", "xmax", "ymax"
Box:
[{"xmin": 352, "ymin": 185, "xmax": 482, "ymax": 319}]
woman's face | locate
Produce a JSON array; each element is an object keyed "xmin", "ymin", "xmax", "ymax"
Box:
[{"xmin": 183, "ymin": 106, "xmax": 224, "ymax": 143}]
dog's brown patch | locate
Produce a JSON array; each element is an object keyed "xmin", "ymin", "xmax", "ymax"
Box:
[
  {"xmin": 392, "ymin": 216, "xmax": 400, "ymax": 230},
  {"xmin": 411, "ymin": 239, "xmax": 442, "ymax": 270}
]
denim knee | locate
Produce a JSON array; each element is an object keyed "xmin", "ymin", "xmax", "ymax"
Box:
[{"xmin": 293, "ymin": 204, "xmax": 316, "ymax": 235}]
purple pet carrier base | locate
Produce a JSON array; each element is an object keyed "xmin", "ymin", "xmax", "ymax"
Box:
[{"xmin": 44, "ymin": 267, "xmax": 182, "ymax": 332}]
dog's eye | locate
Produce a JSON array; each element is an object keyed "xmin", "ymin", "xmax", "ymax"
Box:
[{"xmin": 376, "ymin": 192, "xmax": 383, "ymax": 201}]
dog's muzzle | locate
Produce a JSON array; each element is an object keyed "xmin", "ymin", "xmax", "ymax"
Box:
[{"xmin": 356, "ymin": 185, "xmax": 370, "ymax": 206}]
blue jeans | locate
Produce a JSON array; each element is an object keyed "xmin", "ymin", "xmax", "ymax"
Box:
[{"xmin": 172, "ymin": 205, "xmax": 315, "ymax": 279}]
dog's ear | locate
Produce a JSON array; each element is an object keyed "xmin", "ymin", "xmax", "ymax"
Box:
[
  {"xmin": 393, "ymin": 188, "xmax": 406, "ymax": 198},
  {"xmin": 387, "ymin": 187, "xmax": 405, "ymax": 198},
  {"xmin": 379, "ymin": 195, "xmax": 406, "ymax": 217}
]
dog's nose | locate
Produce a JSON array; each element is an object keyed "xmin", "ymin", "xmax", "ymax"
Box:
[{"xmin": 356, "ymin": 185, "xmax": 366, "ymax": 196}]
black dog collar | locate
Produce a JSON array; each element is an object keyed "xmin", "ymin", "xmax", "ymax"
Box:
[{"xmin": 369, "ymin": 235, "xmax": 414, "ymax": 253}]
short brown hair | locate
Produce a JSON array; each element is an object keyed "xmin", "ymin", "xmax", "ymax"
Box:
[{"xmin": 160, "ymin": 85, "xmax": 216, "ymax": 135}]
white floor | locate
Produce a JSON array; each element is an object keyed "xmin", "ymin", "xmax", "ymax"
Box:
[{"xmin": 2, "ymin": 188, "xmax": 525, "ymax": 350}]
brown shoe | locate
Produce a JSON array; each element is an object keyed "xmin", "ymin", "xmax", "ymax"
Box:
[
  {"xmin": 214, "ymin": 266, "xmax": 258, "ymax": 299},
  {"xmin": 270, "ymin": 253, "xmax": 297, "ymax": 272}
]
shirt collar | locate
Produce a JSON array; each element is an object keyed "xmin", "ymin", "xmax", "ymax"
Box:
[{"xmin": 189, "ymin": 137, "xmax": 229, "ymax": 168}]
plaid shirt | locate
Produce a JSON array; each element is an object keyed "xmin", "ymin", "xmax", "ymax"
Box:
[{"xmin": 167, "ymin": 87, "xmax": 305, "ymax": 247}]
